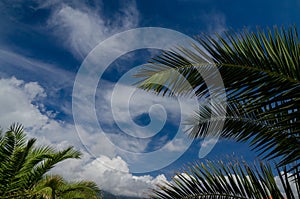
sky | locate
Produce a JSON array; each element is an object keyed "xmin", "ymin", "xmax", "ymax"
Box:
[{"xmin": 0, "ymin": 0, "xmax": 299, "ymax": 197}]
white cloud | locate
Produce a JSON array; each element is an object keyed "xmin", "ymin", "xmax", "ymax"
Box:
[
  {"xmin": 0, "ymin": 1, "xmax": 224, "ymax": 195},
  {"xmin": 71, "ymin": 72, "xmax": 199, "ymax": 172},
  {"xmin": 0, "ymin": 76, "xmax": 83, "ymax": 148},
  {"xmin": 164, "ymin": 138, "xmax": 188, "ymax": 152},
  {"xmin": 0, "ymin": 77, "xmax": 48, "ymax": 130},
  {"xmin": 81, "ymin": 156, "xmax": 167, "ymax": 197},
  {"xmin": 1, "ymin": 76, "xmax": 293, "ymax": 197},
  {"xmin": 51, "ymin": 152, "xmax": 168, "ymax": 197},
  {"xmin": 97, "ymin": 81, "xmax": 196, "ymax": 137},
  {"xmin": 0, "ymin": 49, "xmax": 74, "ymax": 89},
  {"xmin": 0, "ymin": 76, "xmax": 169, "ymax": 197},
  {"xmin": 42, "ymin": 0, "xmax": 206, "ymax": 165},
  {"xmin": 274, "ymin": 172, "xmax": 298, "ymax": 197},
  {"xmin": 46, "ymin": 1, "xmax": 139, "ymax": 59},
  {"xmin": 200, "ymin": 137, "xmax": 219, "ymax": 148}
]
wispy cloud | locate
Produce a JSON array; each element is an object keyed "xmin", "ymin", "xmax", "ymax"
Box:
[
  {"xmin": 0, "ymin": 49, "xmax": 74, "ymax": 88},
  {"xmin": 44, "ymin": 0, "xmax": 139, "ymax": 59},
  {"xmin": 200, "ymin": 10, "xmax": 227, "ymax": 34}
]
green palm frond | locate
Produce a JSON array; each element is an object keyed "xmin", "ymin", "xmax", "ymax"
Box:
[
  {"xmin": 150, "ymin": 160, "xmax": 299, "ymax": 199},
  {"xmin": 32, "ymin": 175, "xmax": 101, "ymax": 199},
  {"xmin": 136, "ymin": 27, "xmax": 300, "ymax": 98},
  {"xmin": 0, "ymin": 123, "xmax": 35, "ymax": 197},
  {"xmin": 198, "ymin": 26, "xmax": 300, "ymax": 80},
  {"xmin": 135, "ymin": 26, "xmax": 300, "ymax": 106},
  {"xmin": 25, "ymin": 146, "xmax": 81, "ymax": 189},
  {"xmin": 59, "ymin": 180, "xmax": 101, "ymax": 199},
  {"xmin": 0, "ymin": 124, "xmax": 85, "ymax": 198},
  {"xmin": 185, "ymin": 101, "xmax": 300, "ymax": 169},
  {"xmin": 135, "ymin": 26, "xmax": 300, "ymax": 170}
]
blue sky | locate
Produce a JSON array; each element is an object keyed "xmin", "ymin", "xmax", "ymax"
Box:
[{"xmin": 0, "ymin": 0, "xmax": 299, "ymax": 197}]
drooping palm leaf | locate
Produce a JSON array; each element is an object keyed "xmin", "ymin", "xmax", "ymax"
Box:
[
  {"xmin": 0, "ymin": 124, "xmax": 87, "ymax": 198},
  {"xmin": 135, "ymin": 26, "xmax": 300, "ymax": 170},
  {"xmin": 185, "ymin": 101, "xmax": 300, "ymax": 170},
  {"xmin": 150, "ymin": 160, "xmax": 299, "ymax": 199},
  {"xmin": 22, "ymin": 145, "xmax": 81, "ymax": 191},
  {"xmin": 31, "ymin": 175, "xmax": 101, "ymax": 199}
]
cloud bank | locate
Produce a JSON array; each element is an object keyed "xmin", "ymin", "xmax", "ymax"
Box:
[{"xmin": 0, "ymin": 76, "xmax": 167, "ymax": 197}]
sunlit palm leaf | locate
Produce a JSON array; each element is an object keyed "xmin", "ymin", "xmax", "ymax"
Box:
[
  {"xmin": 0, "ymin": 124, "xmax": 86, "ymax": 198},
  {"xmin": 32, "ymin": 175, "xmax": 101, "ymax": 199}
]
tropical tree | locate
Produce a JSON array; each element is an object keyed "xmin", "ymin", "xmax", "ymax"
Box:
[
  {"xmin": 32, "ymin": 175, "xmax": 101, "ymax": 199},
  {"xmin": 0, "ymin": 123, "xmax": 101, "ymax": 199},
  {"xmin": 135, "ymin": 26, "xmax": 300, "ymax": 198}
]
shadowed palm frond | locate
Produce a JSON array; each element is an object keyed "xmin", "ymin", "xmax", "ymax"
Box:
[
  {"xmin": 150, "ymin": 160, "xmax": 300, "ymax": 199},
  {"xmin": 135, "ymin": 26, "xmax": 300, "ymax": 171},
  {"xmin": 135, "ymin": 26, "xmax": 300, "ymax": 109},
  {"xmin": 186, "ymin": 101, "xmax": 300, "ymax": 170},
  {"xmin": 136, "ymin": 26, "xmax": 300, "ymax": 99}
]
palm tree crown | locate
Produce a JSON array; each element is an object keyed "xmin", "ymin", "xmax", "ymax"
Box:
[
  {"xmin": 0, "ymin": 123, "xmax": 101, "ymax": 199},
  {"xmin": 135, "ymin": 26, "xmax": 300, "ymax": 198}
]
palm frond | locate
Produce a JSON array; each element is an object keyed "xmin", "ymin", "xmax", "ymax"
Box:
[
  {"xmin": 150, "ymin": 160, "xmax": 299, "ymax": 199},
  {"xmin": 26, "ymin": 146, "xmax": 81, "ymax": 189},
  {"xmin": 31, "ymin": 175, "xmax": 101, "ymax": 199},
  {"xmin": 0, "ymin": 124, "xmax": 85, "ymax": 198},
  {"xmin": 135, "ymin": 26, "xmax": 300, "ymax": 171},
  {"xmin": 186, "ymin": 101, "xmax": 300, "ymax": 169},
  {"xmin": 135, "ymin": 26, "xmax": 300, "ymax": 109}
]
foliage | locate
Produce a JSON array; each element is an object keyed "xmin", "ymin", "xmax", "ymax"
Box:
[
  {"xmin": 135, "ymin": 26, "xmax": 300, "ymax": 198},
  {"xmin": 135, "ymin": 26, "xmax": 300, "ymax": 170},
  {"xmin": 0, "ymin": 123, "xmax": 101, "ymax": 199},
  {"xmin": 32, "ymin": 175, "xmax": 101, "ymax": 199},
  {"xmin": 150, "ymin": 161, "xmax": 300, "ymax": 199}
]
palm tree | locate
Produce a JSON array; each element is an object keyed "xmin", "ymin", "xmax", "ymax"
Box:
[
  {"xmin": 135, "ymin": 26, "xmax": 300, "ymax": 198},
  {"xmin": 0, "ymin": 123, "xmax": 101, "ymax": 199},
  {"xmin": 32, "ymin": 175, "xmax": 101, "ymax": 199}
]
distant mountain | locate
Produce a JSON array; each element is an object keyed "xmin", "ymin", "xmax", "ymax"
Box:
[{"xmin": 102, "ymin": 190, "xmax": 142, "ymax": 199}]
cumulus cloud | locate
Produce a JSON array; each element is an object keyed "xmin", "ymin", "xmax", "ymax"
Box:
[
  {"xmin": 0, "ymin": 76, "xmax": 82, "ymax": 148},
  {"xmin": 0, "ymin": 1, "xmax": 225, "ymax": 195},
  {"xmin": 0, "ymin": 76, "xmax": 169, "ymax": 196},
  {"xmin": 0, "ymin": 77, "xmax": 48, "ymax": 130},
  {"xmin": 164, "ymin": 138, "xmax": 188, "ymax": 152},
  {"xmin": 52, "ymin": 154, "xmax": 167, "ymax": 197},
  {"xmin": 71, "ymin": 76, "xmax": 197, "ymax": 173}
]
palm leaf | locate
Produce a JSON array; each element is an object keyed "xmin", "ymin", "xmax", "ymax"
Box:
[
  {"xmin": 25, "ymin": 146, "xmax": 81, "ymax": 189},
  {"xmin": 0, "ymin": 124, "xmax": 84, "ymax": 198},
  {"xmin": 186, "ymin": 101, "xmax": 300, "ymax": 169},
  {"xmin": 32, "ymin": 175, "xmax": 101, "ymax": 199},
  {"xmin": 150, "ymin": 160, "xmax": 299, "ymax": 199},
  {"xmin": 135, "ymin": 26, "xmax": 300, "ymax": 170}
]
